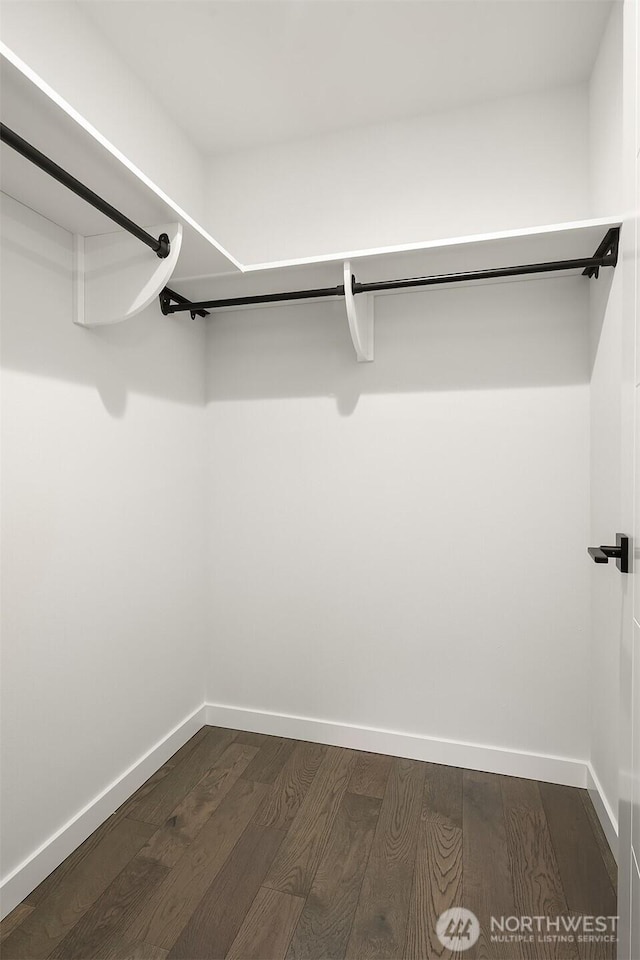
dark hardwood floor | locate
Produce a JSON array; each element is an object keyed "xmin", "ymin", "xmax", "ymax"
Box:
[{"xmin": 0, "ymin": 727, "xmax": 618, "ymax": 960}]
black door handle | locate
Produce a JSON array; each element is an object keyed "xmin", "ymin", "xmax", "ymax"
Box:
[
  {"xmin": 588, "ymin": 546, "xmax": 610, "ymax": 563},
  {"xmin": 587, "ymin": 534, "xmax": 629, "ymax": 573}
]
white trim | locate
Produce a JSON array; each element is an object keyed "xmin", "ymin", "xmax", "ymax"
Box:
[
  {"xmin": 586, "ymin": 762, "xmax": 619, "ymax": 861},
  {"xmin": 204, "ymin": 701, "xmax": 588, "ymax": 788},
  {"xmin": 0, "ymin": 704, "xmax": 207, "ymax": 921}
]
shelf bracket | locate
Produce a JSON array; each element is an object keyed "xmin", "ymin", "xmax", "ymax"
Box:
[
  {"xmin": 343, "ymin": 260, "xmax": 374, "ymax": 362},
  {"xmin": 160, "ymin": 287, "xmax": 209, "ymax": 319},
  {"xmin": 74, "ymin": 222, "xmax": 182, "ymax": 327},
  {"xmin": 582, "ymin": 226, "xmax": 619, "ymax": 278}
]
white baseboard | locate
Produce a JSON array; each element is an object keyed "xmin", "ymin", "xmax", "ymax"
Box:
[
  {"xmin": 0, "ymin": 700, "xmax": 595, "ymax": 921},
  {"xmin": 0, "ymin": 704, "xmax": 207, "ymax": 921},
  {"xmin": 586, "ymin": 762, "xmax": 619, "ymax": 861},
  {"xmin": 205, "ymin": 701, "xmax": 588, "ymax": 788}
]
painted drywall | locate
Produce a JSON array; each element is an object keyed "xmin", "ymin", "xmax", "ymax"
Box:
[
  {"xmin": 587, "ymin": 1, "xmax": 625, "ymax": 842},
  {"xmin": 82, "ymin": 0, "xmax": 611, "ymax": 157},
  {"xmin": 0, "ymin": 195, "xmax": 208, "ymax": 887},
  {"xmin": 0, "ymin": 2, "xmax": 208, "ymax": 225},
  {"xmin": 204, "ymin": 275, "xmax": 591, "ymax": 764},
  {"xmin": 205, "ymin": 84, "xmax": 590, "ymax": 265},
  {"xmin": 590, "ymin": 4, "xmax": 625, "ymax": 217}
]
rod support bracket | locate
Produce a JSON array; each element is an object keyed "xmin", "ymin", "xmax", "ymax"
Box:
[
  {"xmin": 156, "ymin": 233, "xmax": 171, "ymax": 259},
  {"xmin": 159, "ymin": 290, "xmax": 172, "ymax": 315},
  {"xmin": 344, "ymin": 261, "xmax": 374, "ymax": 362},
  {"xmin": 582, "ymin": 227, "xmax": 619, "ymax": 278},
  {"xmin": 159, "ymin": 287, "xmax": 210, "ymax": 319},
  {"xmin": 74, "ymin": 222, "xmax": 181, "ymax": 327}
]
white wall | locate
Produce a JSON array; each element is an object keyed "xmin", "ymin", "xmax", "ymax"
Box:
[
  {"xmin": 0, "ymin": 195, "xmax": 208, "ymax": 890},
  {"xmin": 205, "ymin": 276, "xmax": 591, "ymax": 765},
  {"xmin": 590, "ymin": 4, "xmax": 625, "ymax": 217},
  {"xmin": 205, "ymin": 84, "xmax": 590, "ymax": 265},
  {"xmin": 0, "ymin": 2, "xmax": 208, "ymax": 224},
  {"xmin": 587, "ymin": 1, "xmax": 625, "ymax": 840}
]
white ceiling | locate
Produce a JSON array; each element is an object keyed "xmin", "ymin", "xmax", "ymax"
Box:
[{"xmin": 83, "ymin": 0, "xmax": 613, "ymax": 157}]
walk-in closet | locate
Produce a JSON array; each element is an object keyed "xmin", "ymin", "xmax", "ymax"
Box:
[{"xmin": 0, "ymin": 2, "xmax": 638, "ymax": 958}]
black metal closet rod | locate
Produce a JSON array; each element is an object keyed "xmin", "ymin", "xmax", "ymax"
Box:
[
  {"xmin": 357, "ymin": 252, "xmax": 616, "ymax": 293},
  {"xmin": 162, "ymin": 283, "xmax": 346, "ymax": 314},
  {"xmin": 0, "ymin": 124, "xmax": 171, "ymax": 258},
  {"xmin": 160, "ymin": 227, "xmax": 619, "ymax": 315}
]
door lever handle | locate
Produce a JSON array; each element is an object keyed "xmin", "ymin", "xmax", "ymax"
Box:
[
  {"xmin": 588, "ymin": 546, "xmax": 610, "ymax": 563},
  {"xmin": 587, "ymin": 534, "xmax": 629, "ymax": 573}
]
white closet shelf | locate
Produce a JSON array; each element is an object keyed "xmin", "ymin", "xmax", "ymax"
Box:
[
  {"xmin": 171, "ymin": 217, "xmax": 622, "ymax": 305},
  {"xmin": 0, "ymin": 47, "xmax": 241, "ymax": 280},
  {"xmin": 0, "ymin": 44, "xmax": 621, "ymax": 347},
  {"xmin": 166, "ymin": 218, "xmax": 620, "ymax": 362}
]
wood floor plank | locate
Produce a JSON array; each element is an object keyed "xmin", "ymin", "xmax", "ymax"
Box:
[
  {"xmin": 24, "ymin": 815, "xmax": 126, "ymax": 910},
  {"xmin": 164, "ymin": 727, "xmax": 211, "ymax": 767},
  {"xmin": 569, "ymin": 930, "xmax": 617, "ymax": 960},
  {"xmin": 127, "ymin": 727, "xmax": 238, "ymax": 826},
  {"xmin": 253, "ymin": 741, "xmax": 327, "ymax": 829},
  {"xmin": 539, "ymin": 783, "xmax": 617, "ymax": 960},
  {"xmin": 345, "ymin": 757, "xmax": 425, "ymax": 960},
  {"xmin": 423, "ymin": 762, "xmax": 463, "ymax": 828},
  {"xmin": 463, "ymin": 769, "xmax": 522, "ymax": 960},
  {"xmin": 26, "ymin": 732, "xmax": 208, "ymax": 908},
  {"xmin": 234, "ymin": 731, "xmax": 269, "ymax": 747},
  {"xmin": 93, "ymin": 934, "xmax": 169, "ymax": 959},
  {"xmin": 1, "ymin": 818, "xmax": 155, "ymax": 960},
  {"xmin": 4, "ymin": 735, "xmax": 620, "ymax": 960},
  {"xmin": 242, "ymin": 737, "xmax": 297, "ymax": 784},
  {"xmin": 263, "ymin": 746, "xmax": 355, "ymax": 897},
  {"xmin": 115, "ymin": 767, "xmax": 175, "ymax": 821},
  {"xmin": 501, "ymin": 776, "xmax": 578, "ymax": 960},
  {"xmin": 124, "ymin": 777, "xmax": 268, "ymax": 950},
  {"xmin": 578, "ymin": 790, "xmax": 617, "ymax": 893},
  {"xmin": 227, "ymin": 885, "xmax": 306, "ymax": 960},
  {"xmin": 404, "ymin": 764, "xmax": 462, "ymax": 960},
  {"xmin": 49, "ymin": 855, "xmax": 169, "ymax": 959},
  {"xmin": 114, "ymin": 729, "xmax": 211, "ymax": 822},
  {"xmin": 348, "ymin": 753, "xmax": 393, "ymax": 800},
  {"xmin": 0, "ymin": 903, "xmax": 34, "ymax": 943},
  {"xmin": 139, "ymin": 741, "xmax": 258, "ymax": 866},
  {"xmin": 539, "ymin": 783, "xmax": 617, "ymax": 917},
  {"xmin": 287, "ymin": 792, "xmax": 381, "ymax": 960},
  {"xmin": 167, "ymin": 824, "xmax": 288, "ymax": 960}
]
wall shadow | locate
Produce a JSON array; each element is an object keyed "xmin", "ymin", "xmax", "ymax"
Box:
[
  {"xmin": 206, "ymin": 273, "xmax": 592, "ymax": 414},
  {"xmin": 1, "ymin": 194, "xmax": 206, "ymax": 413},
  {"xmin": 588, "ymin": 266, "xmax": 616, "ymax": 377}
]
